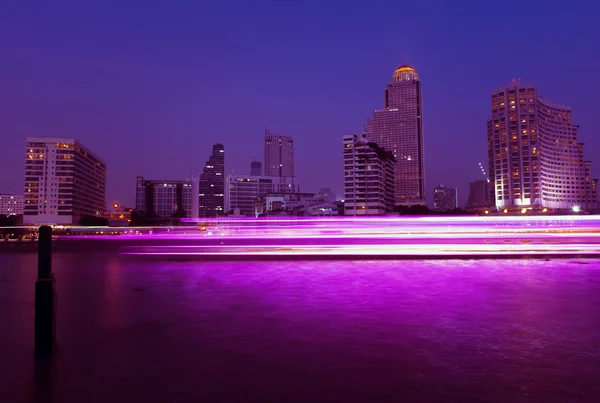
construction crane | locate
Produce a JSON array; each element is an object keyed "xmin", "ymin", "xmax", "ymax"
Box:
[{"xmin": 478, "ymin": 162, "xmax": 490, "ymax": 182}]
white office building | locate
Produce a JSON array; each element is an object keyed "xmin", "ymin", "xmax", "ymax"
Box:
[
  {"xmin": 343, "ymin": 133, "xmax": 395, "ymax": 215},
  {"xmin": 24, "ymin": 137, "xmax": 107, "ymax": 225},
  {"xmin": 225, "ymin": 175, "xmax": 298, "ymax": 216},
  {"xmin": 487, "ymin": 81, "xmax": 598, "ymax": 211}
]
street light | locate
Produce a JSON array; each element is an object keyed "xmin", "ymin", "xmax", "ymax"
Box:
[{"xmin": 572, "ymin": 205, "xmax": 581, "ymax": 213}]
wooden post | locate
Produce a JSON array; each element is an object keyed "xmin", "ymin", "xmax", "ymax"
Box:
[{"xmin": 35, "ymin": 225, "xmax": 55, "ymax": 357}]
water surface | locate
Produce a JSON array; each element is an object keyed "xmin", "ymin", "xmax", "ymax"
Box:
[{"xmin": 1, "ymin": 251, "xmax": 599, "ymax": 402}]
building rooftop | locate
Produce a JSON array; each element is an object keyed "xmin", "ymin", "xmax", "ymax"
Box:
[
  {"xmin": 394, "ymin": 65, "xmax": 415, "ymax": 74},
  {"xmin": 392, "ymin": 65, "xmax": 418, "ymax": 80}
]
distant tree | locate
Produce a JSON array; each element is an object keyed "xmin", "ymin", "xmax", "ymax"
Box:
[
  {"xmin": 0, "ymin": 214, "xmax": 22, "ymax": 227},
  {"xmin": 130, "ymin": 210, "xmax": 160, "ymax": 226},
  {"xmin": 394, "ymin": 205, "xmax": 431, "ymax": 215},
  {"xmin": 79, "ymin": 215, "xmax": 109, "ymax": 226},
  {"xmin": 0, "ymin": 215, "xmax": 25, "ymax": 240},
  {"xmin": 335, "ymin": 201, "xmax": 345, "ymax": 216},
  {"xmin": 447, "ymin": 208, "xmax": 470, "ymax": 216},
  {"xmin": 172, "ymin": 209, "xmax": 187, "ymax": 218},
  {"xmin": 129, "ymin": 210, "xmax": 144, "ymax": 226}
]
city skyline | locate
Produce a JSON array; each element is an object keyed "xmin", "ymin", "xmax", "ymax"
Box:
[{"xmin": 1, "ymin": 1, "xmax": 599, "ymax": 208}]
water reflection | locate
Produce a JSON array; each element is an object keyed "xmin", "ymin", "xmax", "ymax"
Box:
[{"xmin": 1, "ymin": 253, "xmax": 599, "ymax": 402}]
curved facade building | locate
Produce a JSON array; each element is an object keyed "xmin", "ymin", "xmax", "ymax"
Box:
[{"xmin": 487, "ymin": 81, "xmax": 598, "ymax": 211}]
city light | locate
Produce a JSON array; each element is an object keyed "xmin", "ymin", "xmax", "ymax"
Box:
[
  {"xmin": 572, "ymin": 205, "xmax": 581, "ymax": 213},
  {"xmin": 45, "ymin": 215, "xmax": 600, "ymax": 260}
]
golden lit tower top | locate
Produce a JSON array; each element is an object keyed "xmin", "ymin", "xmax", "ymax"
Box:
[{"xmin": 393, "ymin": 65, "xmax": 418, "ymax": 81}]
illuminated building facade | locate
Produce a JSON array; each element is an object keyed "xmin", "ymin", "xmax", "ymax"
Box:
[
  {"xmin": 224, "ymin": 175, "xmax": 299, "ymax": 216},
  {"xmin": 487, "ymin": 81, "xmax": 598, "ymax": 211},
  {"xmin": 199, "ymin": 143, "xmax": 225, "ymax": 217},
  {"xmin": 23, "ymin": 137, "xmax": 106, "ymax": 225},
  {"xmin": 365, "ymin": 65, "xmax": 425, "ymax": 206},
  {"xmin": 343, "ymin": 133, "xmax": 395, "ymax": 215},
  {"xmin": 433, "ymin": 185, "xmax": 458, "ymax": 212},
  {"xmin": 264, "ymin": 129, "xmax": 294, "ymax": 185},
  {"xmin": 0, "ymin": 194, "xmax": 24, "ymax": 216},
  {"xmin": 135, "ymin": 177, "xmax": 193, "ymax": 218}
]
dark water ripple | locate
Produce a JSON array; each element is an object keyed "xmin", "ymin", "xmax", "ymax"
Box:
[{"xmin": 1, "ymin": 253, "xmax": 600, "ymax": 402}]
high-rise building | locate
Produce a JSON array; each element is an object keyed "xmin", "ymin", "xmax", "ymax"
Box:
[
  {"xmin": 487, "ymin": 81, "xmax": 598, "ymax": 211},
  {"xmin": 264, "ymin": 129, "xmax": 294, "ymax": 179},
  {"xmin": 0, "ymin": 194, "xmax": 24, "ymax": 216},
  {"xmin": 433, "ymin": 185, "xmax": 458, "ymax": 212},
  {"xmin": 190, "ymin": 176, "xmax": 199, "ymax": 219},
  {"xmin": 135, "ymin": 176, "xmax": 193, "ymax": 218},
  {"xmin": 250, "ymin": 160, "xmax": 262, "ymax": 176},
  {"xmin": 343, "ymin": 133, "xmax": 395, "ymax": 215},
  {"xmin": 365, "ymin": 65, "xmax": 425, "ymax": 206},
  {"xmin": 198, "ymin": 144, "xmax": 225, "ymax": 217},
  {"xmin": 465, "ymin": 179, "xmax": 492, "ymax": 211},
  {"xmin": 24, "ymin": 137, "xmax": 106, "ymax": 225}
]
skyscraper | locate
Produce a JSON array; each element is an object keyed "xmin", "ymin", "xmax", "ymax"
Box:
[
  {"xmin": 198, "ymin": 144, "xmax": 225, "ymax": 217},
  {"xmin": 433, "ymin": 185, "xmax": 458, "ymax": 212},
  {"xmin": 487, "ymin": 81, "xmax": 598, "ymax": 211},
  {"xmin": 264, "ymin": 129, "xmax": 294, "ymax": 179},
  {"xmin": 365, "ymin": 65, "xmax": 425, "ymax": 206},
  {"xmin": 24, "ymin": 137, "xmax": 106, "ymax": 224}
]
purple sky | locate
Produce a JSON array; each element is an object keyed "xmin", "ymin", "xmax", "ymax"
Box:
[{"xmin": 1, "ymin": 0, "xmax": 599, "ymax": 208}]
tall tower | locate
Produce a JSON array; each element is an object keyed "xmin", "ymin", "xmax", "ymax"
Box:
[
  {"xmin": 365, "ymin": 65, "xmax": 425, "ymax": 206},
  {"xmin": 487, "ymin": 80, "xmax": 598, "ymax": 211},
  {"xmin": 264, "ymin": 129, "xmax": 294, "ymax": 179},
  {"xmin": 198, "ymin": 143, "xmax": 225, "ymax": 217}
]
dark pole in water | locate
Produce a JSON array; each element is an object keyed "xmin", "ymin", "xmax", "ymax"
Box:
[{"xmin": 35, "ymin": 225, "xmax": 55, "ymax": 357}]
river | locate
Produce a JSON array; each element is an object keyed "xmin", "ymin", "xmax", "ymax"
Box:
[{"xmin": 1, "ymin": 249, "xmax": 599, "ymax": 402}]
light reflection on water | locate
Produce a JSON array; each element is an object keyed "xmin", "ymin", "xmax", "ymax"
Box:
[{"xmin": 1, "ymin": 253, "xmax": 600, "ymax": 402}]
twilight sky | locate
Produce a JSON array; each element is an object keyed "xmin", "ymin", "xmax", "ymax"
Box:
[{"xmin": 1, "ymin": 0, "xmax": 599, "ymax": 208}]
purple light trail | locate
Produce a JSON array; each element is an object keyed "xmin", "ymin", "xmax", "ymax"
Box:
[{"xmin": 46, "ymin": 215, "xmax": 600, "ymax": 260}]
